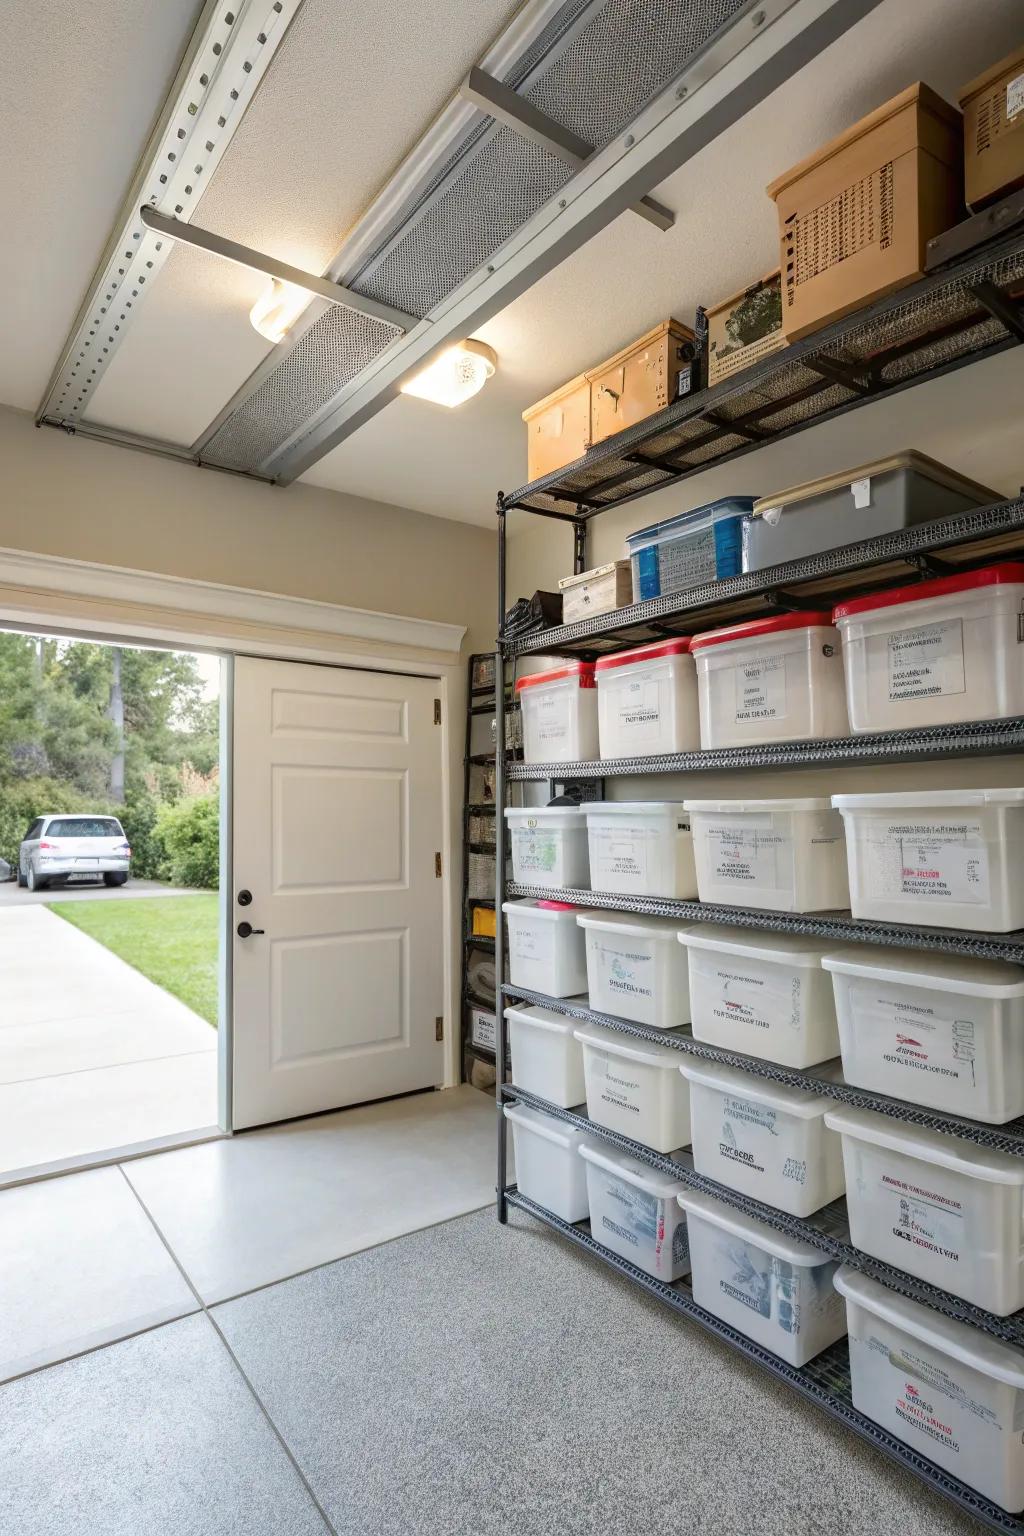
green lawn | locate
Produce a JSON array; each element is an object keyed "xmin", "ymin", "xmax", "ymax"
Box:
[{"xmin": 47, "ymin": 893, "xmax": 220, "ymax": 1026}]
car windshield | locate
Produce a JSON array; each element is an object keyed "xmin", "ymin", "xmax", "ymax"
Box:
[{"xmin": 45, "ymin": 818, "xmax": 124, "ymax": 839}]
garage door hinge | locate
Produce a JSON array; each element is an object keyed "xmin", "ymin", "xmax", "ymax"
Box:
[
  {"xmin": 433, "ymin": 698, "xmax": 441, "ymax": 724},
  {"xmin": 434, "ymin": 851, "xmax": 442, "ymax": 877},
  {"xmin": 435, "ymin": 1016, "xmax": 444, "ymax": 1041}
]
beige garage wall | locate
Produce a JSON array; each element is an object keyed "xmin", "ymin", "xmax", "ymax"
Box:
[{"xmin": 0, "ymin": 406, "xmax": 497, "ymax": 652}]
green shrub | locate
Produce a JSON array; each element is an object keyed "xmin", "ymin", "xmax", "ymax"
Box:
[
  {"xmin": 0, "ymin": 777, "xmax": 101, "ymax": 871},
  {"xmin": 119, "ymin": 788, "xmax": 163, "ymax": 880},
  {"xmin": 156, "ymin": 793, "xmax": 219, "ymax": 889}
]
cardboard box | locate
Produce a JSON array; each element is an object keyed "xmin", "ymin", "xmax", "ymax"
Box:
[
  {"xmin": 588, "ymin": 319, "xmax": 695, "ymax": 444},
  {"xmin": 706, "ymin": 271, "xmax": 786, "ymax": 385},
  {"xmin": 522, "ymin": 373, "xmax": 590, "ymax": 482},
  {"xmin": 767, "ymin": 83, "xmax": 962, "ymax": 341},
  {"xmin": 959, "ymin": 46, "xmax": 1024, "ymax": 210},
  {"xmin": 557, "ymin": 560, "xmax": 632, "ymax": 624}
]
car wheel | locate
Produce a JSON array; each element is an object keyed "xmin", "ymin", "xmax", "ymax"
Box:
[
  {"xmin": 17, "ymin": 866, "xmax": 27, "ymax": 888},
  {"xmin": 103, "ymin": 873, "xmax": 128, "ymax": 888},
  {"xmin": 26, "ymin": 865, "xmax": 47, "ymax": 892}
]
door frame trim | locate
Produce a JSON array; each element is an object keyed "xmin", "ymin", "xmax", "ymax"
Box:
[{"xmin": 0, "ymin": 549, "xmax": 469, "ymax": 1118}]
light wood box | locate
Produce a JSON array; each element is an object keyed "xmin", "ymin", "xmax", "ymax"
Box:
[
  {"xmin": 557, "ymin": 561, "xmax": 632, "ymax": 624},
  {"xmin": 588, "ymin": 319, "xmax": 694, "ymax": 445},
  {"xmin": 959, "ymin": 46, "xmax": 1024, "ymax": 210},
  {"xmin": 522, "ymin": 373, "xmax": 590, "ymax": 483}
]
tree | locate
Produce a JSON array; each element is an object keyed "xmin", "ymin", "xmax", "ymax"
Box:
[{"xmin": 106, "ymin": 646, "xmax": 125, "ymax": 803}]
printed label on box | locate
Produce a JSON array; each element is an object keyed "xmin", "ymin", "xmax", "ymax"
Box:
[
  {"xmin": 535, "ymin": 690, "xmax": 569, "ymax": 746},
  {"xmin": 590, "ymin": 1053, "xmax": 642, "ymax": 1120},
  {"xmin": 877, "ymin": 1168, "xmax": 963, "ymax": 1266},
  {"xmin": 864, "ymin": 821, "xmax": 990, "ymax": 906},
  {"xmin": 734, "ymin": 655, "xmax": 787, "ymax": 723},
  {"xmin": 715, "ymin": 1235, "xmax": 772, "ymax": 1318},
  {"xmin": 886, "ymin": 619, "xmax": 965, "ymax": 702},
  {"xmin": 697, "ymin": 955, "xmax": 803, "ymax": 1035},
  {"xmin": 1008, "ymin": 71, "xmax": 1024, "ymax": 121},
  {"xmin": 511, "ymin": 921, "xmax": 554, "ymax": 965},
  {"xmin": 471, "ymin": 1009, "xmax": 496, "ymax": 1050},
  {"xmin": 704, "ymin": 819, "xmax": 793, "ymax": 893},
  {"xmin": 850, "ymin": 983, "xmax": 979, "ymax": 1092},
  {"xmin": 612, "ymin": 675, "xmax": 665, "ymax": 743},
  {"xmin": 512, "ymin": 827, "xmax": 558, "ymax": 876},
  {"xmin": 595, "ymin": 940, "xmax": 654, "ymax": 1003},
  {"xmin": 591, "ymin": 825, "xmax": 650, "ymax": 885}
]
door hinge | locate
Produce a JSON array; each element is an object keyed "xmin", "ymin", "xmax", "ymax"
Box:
[
  {"xmin": 433, "ymin": 697, "xmax": 441, "ymax": 724},
  {"xmin": 434, "ymin": 851, "xmax": 442, "ymax": 877},
  {"xmin": 435, "ymin": 1016, "xmax": 444, "ymax": 1041}
]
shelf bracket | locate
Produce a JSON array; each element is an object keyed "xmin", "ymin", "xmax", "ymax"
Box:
[
  {"xmin": 700, "ymin": 408, "xmax": 768, "ymax": 443},
  {"xmin": 800, "ymin": 354, "xmax": 874, "ymax": 396},
  {"xmin": 459, "ymin": 67, "xmax": 675, "ymax": 232},
  {"xmin": 968, "ymin": 279, "xmax": 1024, "ymax": 344}
]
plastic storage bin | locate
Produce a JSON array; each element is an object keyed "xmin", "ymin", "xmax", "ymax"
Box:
[
  {"xmin": 595, "ymin": 638, "xmax": 700, "ymax": 758},
  {"xmin": 679, "ymin": 925, "xmax": 839, "ymax": 1068},
  {"xmin": 833, "ymin": 788, "xmax": 1024, "ymax": 933},
  {"xmin": 574, "ymin": 1022, "xmax": 691, "ymax": 1152},
  {"xmin": 505, "ymin": 805, "xmax": 590, "ymax": 890},
  {"xmin": 502, "ymin": 900, "xmax": 588, "ymax": 998},
  {"xmin": 821, "ymin": 946, "xmax": 1024, "ymax": 1123},
  {"xmin": 626, "ymin": 497, "xmax": 755, "ymax": 602},
  {"xmin": 503, "ymin": 1101, "xmax": 591, "ymax": 1222},
  {"xmin": 825, "ymin": 1106, "xmax": 1024, "ymax": 1314},
  {"xmin": 835, "ymin": 1266, "xmax": 1024, "ymax": 1512},
  {"xmin": 833, "ymin": 563, "xmax": 1024, "ymax": 734},
  {"xmin": 578, "ymin": 910, "xmax": 690, "ymax": 1030},
  {"xmin": 580, "ymin": 1141, "xmax": 691, "ymax": 1281},
  {"xmin": 682, "ymin": 1059, "xmax": 844, "ymax": 1217},
  {"xmin": 689, "ymin": 613, "xmax": 848, "ymax": 748},
  {"xmin": 680, "ymin": 1188, "xmax": 846, "ymax": 1366},
  {"xmin": 684, "ymin": 797, "xmax": 849, "ymax": 913},
  {"xmin": 505, "ymin": 1003, "xmax": 586, "ymax": 1108},
  {"xmin": 583, "ymin": 802, "xmax": 698, "ymax": 899},
  {"xmin": 743, "ymin": 453, "xmax": 996, "ymax": 573},
  {"xmin": 517, "ymin": 663, "xmax": 598, "ymax": 763}
]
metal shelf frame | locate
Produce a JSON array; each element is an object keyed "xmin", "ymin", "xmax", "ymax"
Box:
[
  {"xmin": 502, "ymin": 1082, "xmax": 1024, "ymax": 1344},
  {"xmin": 506, "ymin": 1190, "xmax": 1024, "ymax": 1536}
]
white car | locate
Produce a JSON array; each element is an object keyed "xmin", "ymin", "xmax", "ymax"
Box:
[{"xmin": 18, "ymin": 814, "xmax": 132, "ymax": 892}]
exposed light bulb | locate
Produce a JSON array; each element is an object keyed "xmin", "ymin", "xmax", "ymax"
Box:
[
  {"xmin": 400, "ymin": 339, "xmax": 497, "ymax": 408},
  {"xmin": 249, "ymin": 278, "xmax": 311, "ymax": 344}
]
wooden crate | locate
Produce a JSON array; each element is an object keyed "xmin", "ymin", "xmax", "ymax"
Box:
[
  {"xmin": 959, "ymin": 46, "xmax": 1024, "ymax": 210},
  {"xmin": 588, "ymin": 319, "xmax": 695, "ymax": 445},
  {"xmin": 522, "ymin": 373, "xmax": 590, "ymax": 482},
  {"xmin": 557, "ymin": 560, "xmax": 632, "ymax": 624}
]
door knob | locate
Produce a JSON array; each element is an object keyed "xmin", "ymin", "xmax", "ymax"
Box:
[{"xmin": 237, "ymin": 921, "xmax": 265, "ymax": 938}]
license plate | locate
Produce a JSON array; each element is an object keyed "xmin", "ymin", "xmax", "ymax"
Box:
[{"xmin": 75, "ymin": 858, "xmax": 100, "ymax": 869}]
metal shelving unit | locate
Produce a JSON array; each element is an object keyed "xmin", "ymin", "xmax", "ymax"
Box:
[{"xmin": 493, "ymin": 216, "xmax": 1024, "ymax": 1533}]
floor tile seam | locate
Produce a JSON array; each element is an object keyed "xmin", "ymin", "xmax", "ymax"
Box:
[
  {"xmin": 0, "ymin": 1047, "xmax": 217, "ymax": 1088},
  {"xmin": 116, "ymin": 1164, "xmax": 340, "ymax": 1536},
  {"xmin": 0, "ymin": 1305, "xmax": 202, "ymax": 1388}
]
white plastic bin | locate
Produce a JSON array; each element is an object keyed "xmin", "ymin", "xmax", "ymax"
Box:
[
  {"xmin": 680, "ymin": 1187, "xmax": 846, "ymax": 1366},
  {"xmin": 689, "ymin": 612, "xmax": 849, "ymax": 749},
  {"xmin": 833, "ymin": 788, "xmax": 1024, "ymax": 933},
  {"xmin": 583, "ymin": 801, "xmax": 698, "ymax": 899},
  {"xmin": 578, "ymin": 911, "xmax": 690, "ymax": 1030},
  {"xmin": 679, "ymin": 925, "xmax": 839, "ymax": 1068},
  {"xmin": 595, "ymin": 638, "xmax": 700, "ymax": 758},
  {"xmin": 503, "ymin": 1101, "xmax": 591, "ymax": 1223},
  {"xmin": 825, "ymin": 1106, "xmax": 1024, "ymax": 1315},
  {"xmin": 505, "ymin": 805, "xmax": 590, "ymax": 890},
  {"xmin": 502, "ymin": 900, "xmax": 588, "ymax": 998},
  {"xmin": 505, "ymin": 1003, "xmax": 586, "ymax": 1107},
  {"xmin": 684, "ymin": 798, "xmax": 849, "ymax": 913},
  {"xmin": 833, "ymin": 562, "xmax": 1024, "ymax": 735},
  {"xmin": 821, "ymin": 946, "xmax": 1024, "ymax": 1123},
  {"xmin": 835, "ymin": 1266, "xmax": 1024, "ymax": 1512},
  {"xmin": 682, "ymin": 1058, "xmax": 844, "ymax": 1217},
  {"xmin": 574, "ymin": 1022, "xmax": 691, "ymax": 1152},
  {"xmin": 580, "ymin": 1141, "xmax": 690, "ymax": 1281},
  {"xmin": 516, "ymin": 663, "xmax": 598, "ymax": 763}
]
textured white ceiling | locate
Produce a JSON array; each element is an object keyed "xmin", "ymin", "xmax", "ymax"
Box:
[
  {"xmin": 83, "ymin": 0, "xmax": 523, "ymax": 443},
  {"xmin": 0, "ymin": 0, "xmax": 203, "ymax": 411},
  {"xmin": 304, "ymin": 0, "xmax": 1024, "ymax": 524}
]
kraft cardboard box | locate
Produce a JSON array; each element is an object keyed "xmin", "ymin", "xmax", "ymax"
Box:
[
  {"xmin": 767, "ymin": 83, "xmax": 963, "ymax": 341},
  {"xmin": 706, "ymin": 271, "xmax": 786, "ymax": 385},
  {"xmin": 959, "ymin": 45, "xmax": 1024, "ymax": 210}
]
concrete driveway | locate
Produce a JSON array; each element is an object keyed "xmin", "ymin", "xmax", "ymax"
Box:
[
  {"xmin": 0, "ymin": 906, "xmax": 217, "ymax": 1176},
  {"xmin": 0, "ymin": 878, "xmax": 195, "ymax": 908}
]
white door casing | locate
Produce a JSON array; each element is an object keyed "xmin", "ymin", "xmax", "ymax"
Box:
[{"xmin": 231, "ymin": 656, "xmax": 445, "ymax": 1128}]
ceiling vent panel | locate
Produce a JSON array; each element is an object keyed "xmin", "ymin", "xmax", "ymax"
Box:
[{"xmin": 198, "ymin": 0, "xmax": 751, "ymax": 477}]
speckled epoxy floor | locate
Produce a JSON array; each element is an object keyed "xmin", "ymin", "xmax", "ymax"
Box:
[{"xmin": 0, "ymin": 1202, "xmax": 988, "ymax": 1536}]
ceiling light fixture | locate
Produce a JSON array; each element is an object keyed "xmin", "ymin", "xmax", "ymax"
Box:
[
  {"xmin": 400, "ymin": 340, "xmax": 497, "ymax": 408},
  {"xmin": 249, "ymin": 279, "xmax": 312, "ymax": 343}
]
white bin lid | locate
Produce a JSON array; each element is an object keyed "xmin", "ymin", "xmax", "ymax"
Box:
[
  {"xmin": 572, "ymin": 1021, "xmax": 684, "ymax": 1071},
  {"xmin": 582, "ymin": 801, "xmax": 687, "ymax": 819},
  {"xmin": 504, "ymin": 805, "xmax": 586, "ymax": 823},
  {"xmin": 577, "ymin": 910, "xmax": 684, "ymax": 941},
  {"xmin": 832, "ymin": 788, "xmax": 1024, "ymax": 810},
  {"xmin": 503, "ymin": 1100, "xmax": 589, "ymax": 1150},
  {"xmin": 504, "ymin": 1004, "xmax": 578, "ymax": 1038},
  {"xmin": 501, "ymin": 899, "xmax": 580, "ymax": 924},
  {"xmin": 823, "ymin": 1106, "xmax": 1024, "ymax": 1185},
  {"xmin": 677, "ymin": 1185, "xmax": 832, "ymax": 1266},
  {"xmin": 679, "ymin": 1057, "xmax": 835, "ymax": 1117},
  {"xmin": 579, "ymin": 1139, "xmax": 689, "ymax": 1197},
  {"xmin": 821, "ymin": 945, "xmax": 1024, "ymax": 999},
  {"xmin": 678, "ymin": 923, "xmax": 830, "ymax": 969},
  {"xmin": 834, "ymin": 1266, "xmax": 1024, "ymax": 1388},
  {"xmin": 682, "ymin": 797, "xmax": 834, "ymax": 813}
]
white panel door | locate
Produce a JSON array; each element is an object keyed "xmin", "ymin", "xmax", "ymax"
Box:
[{"xmin": 231, "ymin": 656, "xmax": 445, "ymax": 1129}]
